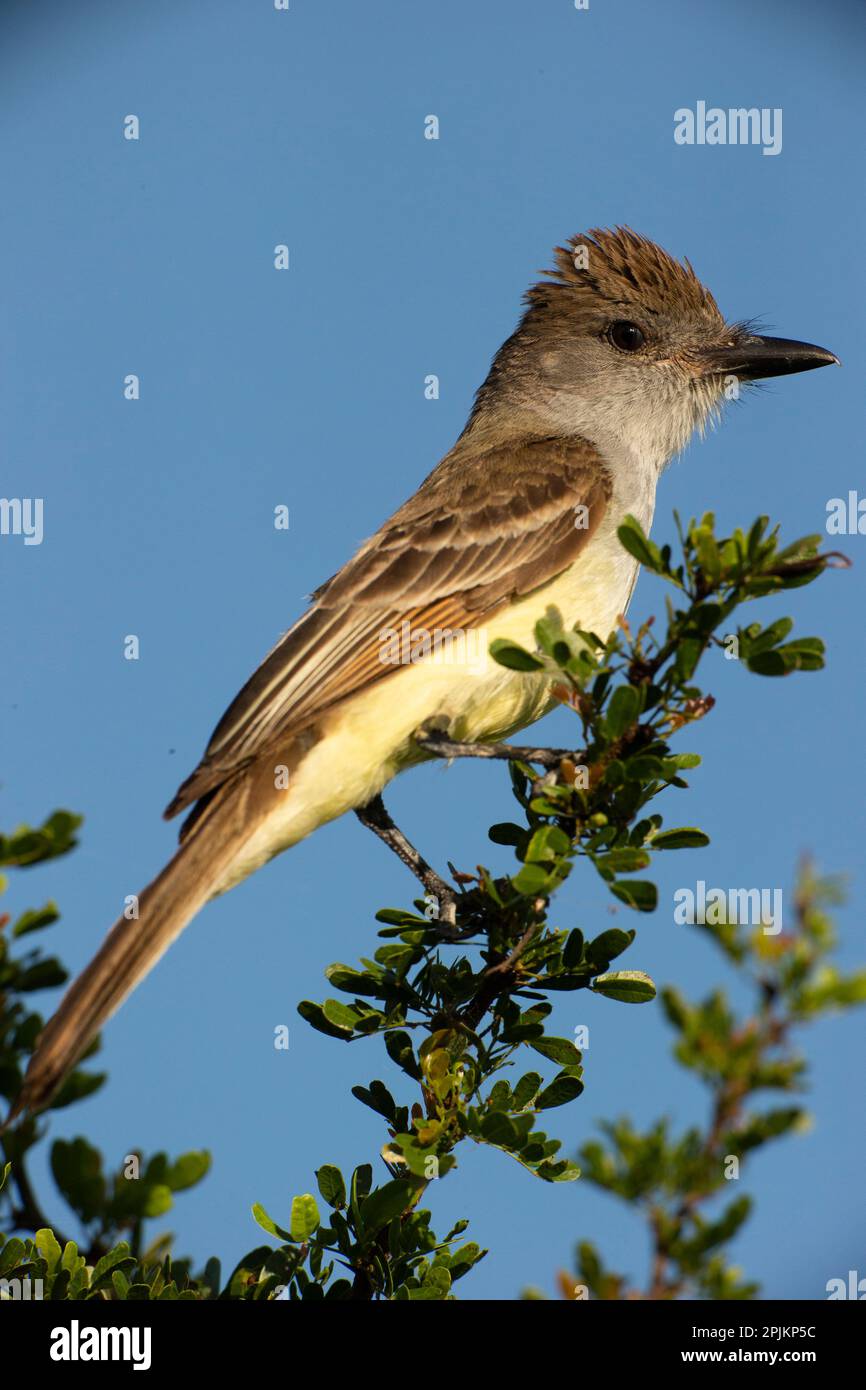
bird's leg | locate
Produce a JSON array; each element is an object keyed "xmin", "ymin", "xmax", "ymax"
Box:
[
  {"xmin": 354, "ymin": 794, "xmax": 457, "ymax": 932},
  {"xmin": 415, "ymin": 727, "xmax": 575, "ymax": 769}
]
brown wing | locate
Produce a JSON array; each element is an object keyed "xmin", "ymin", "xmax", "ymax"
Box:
[{"xmin": 165, "ymin": 435, "xmax": 610, "ymax": 818}]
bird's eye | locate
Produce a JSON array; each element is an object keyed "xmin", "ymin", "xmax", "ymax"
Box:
[{"xmin": 608, "ymin": 321, "xmax": 646, "ymax": 352}]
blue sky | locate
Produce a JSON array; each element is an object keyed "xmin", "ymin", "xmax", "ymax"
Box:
[{"xmin": 1, "ymin": 0, "xmax": 863, "ymax": 1299}]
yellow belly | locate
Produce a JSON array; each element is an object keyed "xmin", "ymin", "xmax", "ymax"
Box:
[{"xmin": 217, "ymin": 526, "xmax": 638, "ymax": 892}]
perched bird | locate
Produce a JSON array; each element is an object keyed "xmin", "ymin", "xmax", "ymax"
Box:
[{"xmin": 12, "ymin": 226, "xmax": 837, "ymax": 1119}]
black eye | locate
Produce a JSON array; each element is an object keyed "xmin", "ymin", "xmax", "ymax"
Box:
[{"xmin": 608, "ymin": 321, "xmax": 645, "ymax": 352}]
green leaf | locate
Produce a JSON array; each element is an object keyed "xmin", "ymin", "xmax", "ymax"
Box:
[
  {"xmin": 529, "ymin": 1035, "xmax": 582, "ymax": 1066},
  {"xmin": 536, "ymin": 1159, "xmax": 581, "ymax": 1183},
  {"xmin": 651, "ymin": 828, "xmax": 710, "ymax": 850},
  {"xmin": 290, "ymin": 1194, "xmax": 320, "ymax": 1242},
  {"xmin": 609, "ymin": 880, "xmax": 658, "ymax": 912},
  {"xmin": 593, "ymin": 848, "xmax": 650, "ymax": 876},
  {"xmin": 51, "ymin": 1137, "xmax": 106, "ymax": 1225},
  {"xmin": 624, "ymin": 754, "xmax": 665, "ymax": 782},
  {"xmin": 0, "ymin": 811, "xmax": 83, "ymax": 868},
  {"xmin": 745, "ymin": 616, "xmax": 794, "ymax": 654},
  {"xmin": 585, "ymin": 928, "xmax": 634, "ymax": 966},
  {"xmin": 605, "ymin": 684, "xmax": 640, "ymax": 739},
  {"xmin": 617, "ymin": 515, "xmax": 662, "ymax": 570},
  {"xmin": 746, "ymin": 649, "xmax": 788, "ymax": 676},
  {"xmin": 34, "ymin": 1228, "xmax": 62, "ymax": 1275},
  {"xmin": 489, "ymin": 638, "xmax": 545, "ymax": 671},
  {"xmin": 12, "ymin": 901, "xmax": 60, "ymax": 937},
  {"xmin": 252, "ymin": 1202, "xmax": 293, "ymax": 1242},
  {"xmin": 322, "ymin": 999, "xmax": 361, "ymax": 1032},
  {"xmin": 511, "ymin": 862, "xmax": 557, "ymax": 895},
  {"xmin": 592, "ymin": 970, "xmax": 657, "ymax": 1003},
  {"xmin": 479, "ymin": 1111, "xmax": 521, "ymax": 1148},
  {"xmin": 0, "ymin": 1238, "xmax": 26, "ymax": 1276},
  {"xmin": 776, "ymin": 637, "xmax": 825, "ymax": 671},
  {"xmin": 675, "ymin": 639, "xmax": 702, "ymax": 681},
  {"xmin": 297, "ymin": 1000, "xmax": 354, "ymax": 1040},
  {"xmin": 351, "ymin": 1079, "xmax": 397, "ymax": 1121},
  {"xmin": 315, "ymin": 1165, "xmax": 347, "ymax": 1210},
  {"xmin": 408, "ymin": 1266, "xmax": 452, "ymax": 1299},
  {"xmin": 534, "ymin": 612, "xmax": 566, "ymax": 655},
  {"xmin": 166, "ymin": 1151, "xmax": 211, "ymax": 1191},
  {"xmin": 488, "ymin": 822, "xmax": 525, "ymax": 847},
  {"xmin": 562, "ymin": 930, "xmax": 584, "ymax": 968},
  {"xmin": 512, "ymin": 1072, "xmax": 543, "ymax": 1109},
  {"xmin": 15, "ymin": 959, "xmax": 68, "ymax": 991},
  {"xmin": 384, "ymin": 1030, "xmax": 422, "ymax": 1080},
  {"xmin": 359, "ymin": 1179, "xmax": 416, "ymax": 1236},
  {"xmin": 536, "ymin": 1073, "xmax": 584, "ymax": 1109},
  {"xmin": 90, "ymin": 1243, "xmax": 136, "ymax": 1290},
  {"xmin": 49, "ymin": 1069, "xmax": 107, "ymax": 1111},
  {"xmin": 524, "ymin": 825, "xmax": 571, "ymax": 863}
]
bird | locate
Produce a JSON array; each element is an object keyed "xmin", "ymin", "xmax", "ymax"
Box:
[{"xmin": 11, "ymin": 226, "xmax": 838, "ymax": 1120}]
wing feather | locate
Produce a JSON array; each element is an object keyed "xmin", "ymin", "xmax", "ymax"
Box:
[{"xmin": 165, "ymin": 435, "xmax": 611, "ymax": 818}]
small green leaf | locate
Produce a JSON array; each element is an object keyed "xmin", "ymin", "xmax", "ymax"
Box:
[
  {"xmin": 359, "ymin": 1179, "xmax": 416, "ymax": 1236},
  {"xmin": 562, "ymin": 929, "xmax": 584, "ymax": 968},
  {"xmin": 675, "ymin": 639, "xmax": 702, "ymax": 681},
  {"xmin": 511, "ymin": 862, "xmax": 558, "ymax": 895},
  {"xmin": 529, "ymin": 1036, "xmax": 582, "ymax": 1066},
  {"xmin": 322, "ymin": 999, "xmax": 360, "ymax": 1032},
  {"xmin": 512, "ymin": 1072, "xmax": 543, "ymax": 1109},
  {"xmin": 289, "ymin": 1194, "xmax": 320, "ymax": 1242},
  {"xmin": 90, "ymin": 1243, "xmax": 136, "ymax": 1290},
  {"xmin": 536, "ymin": 1073, "xmax": 584, "ymax": 1109},
  {"xmin": 609, "ymin": 880, "xmax": 658, "ymax": 912},
  {"xmin": 489, "ymin": 639, "xmax": 545, "ymax": 671},
  {"xmin": 384, "ymin": 1030, "xmax": 422, "ymax": 1080},
  {"xmin": 585, "ymin": 928, "xmax": 634, "ymax": 965},
  {"xmin": 12, "ymin": 901, "xmax": 60, "ymax": 937},
  {"xmin": 524, "ymin": 825, "xmax": 571, "ymax": 863},
  {"xmin": 651, "ymin": 828, "xmax": 710, "ymax": 850},
  {"xmin": 252, "ymin": 1202, "xmax": 293, "ymax": 1241},
  {"xmin": 166, "ymin": 1151, "xmax": 211, "ymax": 1191},
  {"xmin": 534, "ymin": 612, "xmax": 566, "ymax": 655},
  {"xmin": 746, "ymin": 650, "xmax": 788, "ymax": 676},
  {"xmin": 297, "ymin": 1000, "xmax": 354, "ymax": 1040},
  {"xmin": 592, "ymin": 970, "xmax": 657, "ymax": 1003},
  {"xmin": 617, "ymin": 516, "xmax": 662, "ymax": 570},
  {"xmin": 316, "ymin": 1165, "xmax": 347, "ymax": 1210},
  {"xmin": 34, "ymin": 1228, "xmax": 62, "ymax": 1275},
  {"xmin": 488, "ymin": 822, "xmax": 525, "ymax": 847},
  {"xmin": 605, "ymin": 684, "xmax": 640, "ymax": 739},
  {"xmin": 479, "ymin": 1111, "xmax": 521, "ymax": 1148},
  {"xmin": 351, "ymin": 1079, "xmax": 397, "ymax": 1121}
]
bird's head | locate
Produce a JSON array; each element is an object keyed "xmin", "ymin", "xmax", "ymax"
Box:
[{"xmin": 472, "ymin": 226, "xmax": 838, "ymax": 468}]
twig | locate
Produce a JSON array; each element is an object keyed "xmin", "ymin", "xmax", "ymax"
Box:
[
  {"xmin": 460, "ymin": 911, "xmax": 544, "ymax": 1031},
  {"xmin": 416, "ymin": 730, "xmax": 576, "ymax": 770}
]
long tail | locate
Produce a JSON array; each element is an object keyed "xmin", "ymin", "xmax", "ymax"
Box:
[{"xmin": 7, "ymin": 779, "xmax": 260, "ymax": 1124}]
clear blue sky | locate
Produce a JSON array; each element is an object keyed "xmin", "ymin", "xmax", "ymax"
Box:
[{"xmin": 1, "ymin": 0, "xmax": 863, "ymax": 1299}]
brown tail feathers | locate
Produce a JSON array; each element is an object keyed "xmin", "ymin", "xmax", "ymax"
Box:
[{"xmin": 6, "ymin": 777, "xmax": 261, "ymax": 1125}]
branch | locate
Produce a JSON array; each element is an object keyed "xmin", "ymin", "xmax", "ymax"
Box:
[{"xmin": 417, "ymin": 729, "xmax": 575, "ymax": 769}]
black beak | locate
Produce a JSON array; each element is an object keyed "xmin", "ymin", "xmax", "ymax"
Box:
[{"xmin": 701, "ymin": 334, "xmax": 840, "ymax": 382}]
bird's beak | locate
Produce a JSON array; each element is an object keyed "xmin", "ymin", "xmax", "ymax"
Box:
[{"xmin": 699, "ymin": 334, "xmax": 840, "ymax": 381}]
